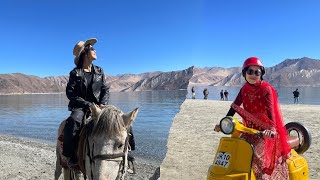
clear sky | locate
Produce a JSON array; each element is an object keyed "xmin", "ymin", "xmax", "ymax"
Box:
[{"xmin": 1, "ymin": 0, "xmax": 320, "ymax": 77}]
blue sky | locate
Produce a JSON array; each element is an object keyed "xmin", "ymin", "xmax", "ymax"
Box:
[{"xmin": 1, "ymin": 0, "xmax": 320, "ymax": 77}]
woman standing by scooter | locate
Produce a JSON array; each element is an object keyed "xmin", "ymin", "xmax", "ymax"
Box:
[{"xmin": 215, "ymin": 57, "xmax": 291, "ymax": 179}]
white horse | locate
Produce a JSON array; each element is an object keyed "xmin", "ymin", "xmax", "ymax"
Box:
[{"xmin": 55, "ymin": 104, "xmax": 138, "ymax": 180}]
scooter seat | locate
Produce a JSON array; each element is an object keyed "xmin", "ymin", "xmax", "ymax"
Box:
[{"xmin": 287, "ymin": 136, "xmax": 300, "ymax": 149}]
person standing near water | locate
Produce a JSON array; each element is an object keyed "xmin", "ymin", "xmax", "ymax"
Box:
[
  {"xmin": 220, "ymin": 90, "xmax": 224, "ymax": 100},
  {"xmin": 293, "ymin": 88, "xmax": 300, "ymax": 104},
  {"xmin": 191, "ymin": 86, "xmax": 196, "ymax": 99},
  {"xmin": 224, "ymin": 89, "xmax": 229, "ymax": 101},
  {"xmin": 203, "ymin": 88, "xmax": 209, "ymax": 100}
]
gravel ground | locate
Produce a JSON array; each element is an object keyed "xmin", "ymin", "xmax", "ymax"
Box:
[{"xmin": 0, "ymin": 135, "xmax": 159, "ymax": 180}]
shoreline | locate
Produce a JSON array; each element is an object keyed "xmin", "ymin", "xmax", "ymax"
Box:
[
  {"xmin": 161, "ymin": 99, "xmax": 320, "ymax": 180},
  {"xmin": 0, "ymin": 134, "xmax": 159, "ymax": 180}
]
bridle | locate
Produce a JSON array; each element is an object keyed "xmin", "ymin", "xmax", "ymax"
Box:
[{"xmin": 85, "ymin": 128, "xmax": 131, "ymax": 180}]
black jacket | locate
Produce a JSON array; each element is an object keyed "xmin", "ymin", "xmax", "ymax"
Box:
[{"xmin": 66, "ymin": 65, "xmax": 109, "ymax": 111}]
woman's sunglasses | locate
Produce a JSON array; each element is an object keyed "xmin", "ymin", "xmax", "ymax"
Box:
[
  {"xmin": 85, "ymin": 46, "xmax": 95, "ymax": 51},
  {"xmin": 246, "ymin": 69, "xmax": 262, "ymax": 76}
]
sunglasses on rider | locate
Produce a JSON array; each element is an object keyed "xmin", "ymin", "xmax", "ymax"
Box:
[
  {"xmin": 85, "ymin": 46, "xmax": 95, "ymax": 51},
  {"xmin": 246, "ymin": 69, "xmax": 262, "ymax": 76}
]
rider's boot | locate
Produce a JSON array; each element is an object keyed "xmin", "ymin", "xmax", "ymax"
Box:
[
  {"xmin": 65, "ymin": 156, "xmax": 78, "ymax": 169},
  {"xmin": 127, "ymin": 151, "xmax": 136, "ymax": 174}
]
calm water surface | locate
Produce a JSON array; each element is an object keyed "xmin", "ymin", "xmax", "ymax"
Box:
[{"xmin": 0, "ymin": 90, "xmax": 187, "ymax": 165}]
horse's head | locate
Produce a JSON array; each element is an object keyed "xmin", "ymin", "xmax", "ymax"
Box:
[{"xmin": 86, "ymin": 104, "xmax": 138, "ymax": 180}]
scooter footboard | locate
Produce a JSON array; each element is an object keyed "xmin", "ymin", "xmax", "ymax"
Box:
[{"xmin": 207, "ymin": 137, "xmax": 255, "ymax": 180}]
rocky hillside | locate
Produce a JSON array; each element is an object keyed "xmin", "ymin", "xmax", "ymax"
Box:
[
  {"xmin": 0, "ymin": 73, "xmax": 65, "ymax": 94},
  {"xmin": 106, "ymin": 72, "xmax": 161, "ymax": 91},
  {"xmin": 190, "ymin": 57, "xmax": 320, "ymax": 87},
  {"xmin": 122, "ymin": 67, "xmax": 193, "ymax": 91},
  {"xmin": 0, "ymin": 57, "xmax": 319, "ymax": 94},
  {"xmin": 266, "ymin": 58, "xmax": 320, "ymax": 87}
]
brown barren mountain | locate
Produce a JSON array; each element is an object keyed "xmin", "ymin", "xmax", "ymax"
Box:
[
  {"xmin": 191, "ymin": 57, "xmax": 320, "ymax": 87},
  {"xmin": 1, "ymin": 57, "xmax": 319, "ymax": 95},
  {"xmin": 0, "ymin": 73, "xmax": 65, "ymax": 94}
]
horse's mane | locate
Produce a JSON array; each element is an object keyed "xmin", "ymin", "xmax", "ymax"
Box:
[{"xmin": 92, "ymin": 105, "xmax": 126, "ymax": 138}]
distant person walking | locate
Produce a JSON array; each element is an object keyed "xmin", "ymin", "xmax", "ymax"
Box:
[
  {"xmin": 293, "ymin": 88, "xmax": 300, "ymax": 104},
  {"xmin": 220, "ymin": 90, "xmax": 224, "ymax": 100},
  {"xmin": 224, "ymin": 90, "xmax": 229, "ymax": 101},
  {"xmin": 203, "ymin": 88, "xmax": 209, "ymax": 100},
  {"xmin": 191, "ymin": 86, "xmax": 196, "ymax": 99}
]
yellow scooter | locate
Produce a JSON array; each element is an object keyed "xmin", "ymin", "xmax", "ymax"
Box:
[{"xmin": 207, "ymin": 116, "xmax": 311, "ymax": 180}]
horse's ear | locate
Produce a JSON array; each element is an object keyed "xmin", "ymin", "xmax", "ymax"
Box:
[
  {"xmin": 122, "ymin": 108, "xmax": 139, "ymax": 128},
  {"xmin": 90, "ymin": 103, "xmax": 102, "ymax": 121}
]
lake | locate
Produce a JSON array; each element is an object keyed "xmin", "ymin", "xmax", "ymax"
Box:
[{"xmin": 0, "ymin": 90, "xmax": 187, "ymax": 165}]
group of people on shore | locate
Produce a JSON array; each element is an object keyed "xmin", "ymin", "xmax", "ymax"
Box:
[
  {"xmin": 191, "ymin": 87, "xmax": 301, "ymax": 104},
  {"xmin": 190, "ymin": 87, "xmax": 229, "ymax": 101},
  {"xmin": 191, "ymin": 86, "xmax": 211, "ymax": 100},
  {"xmin": 220, "ymin": 89, "xmax": 229, "ymax": 101}
]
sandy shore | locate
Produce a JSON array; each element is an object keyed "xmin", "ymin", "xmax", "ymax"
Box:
[
  {"xmin": 0, "ymin": 135, "xmax": 159, "ymax": 180},
  {"xmin": 161, "ymin": 99, "xmax": 320, "ymax": 180}
]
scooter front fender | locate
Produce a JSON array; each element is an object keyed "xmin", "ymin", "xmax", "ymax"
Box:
[{"xmin": 207, "ymin": 137, "xmax": 256, "ymax": 180}]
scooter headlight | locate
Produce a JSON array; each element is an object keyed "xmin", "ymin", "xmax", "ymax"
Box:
[{"xmin": 220, "ymin": 116, "xmax": 235, "ymax": 134}]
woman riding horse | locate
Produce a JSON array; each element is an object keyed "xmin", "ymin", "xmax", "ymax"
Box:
[{"xmin": 63, "ymin": 38, "xmax": 135, "ymax": 167}]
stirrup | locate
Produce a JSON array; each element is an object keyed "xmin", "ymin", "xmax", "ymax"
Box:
[{"xmin": 127, "ymin": 160, "xmax": 136, "ymax": 174}]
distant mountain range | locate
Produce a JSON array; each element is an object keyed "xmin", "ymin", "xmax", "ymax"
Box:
[
  {"xmin": 191, "ymin": 57, "xmax": 320, "ymax": 87},
  {"xmin": 1, "ymin": 57, "xmax": 319, "ymax": 94}
]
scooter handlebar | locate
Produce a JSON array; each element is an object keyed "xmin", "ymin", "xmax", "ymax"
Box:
[{"xmin": 256, "ymin": 131, "xmax": 274, "ymax": 138}]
